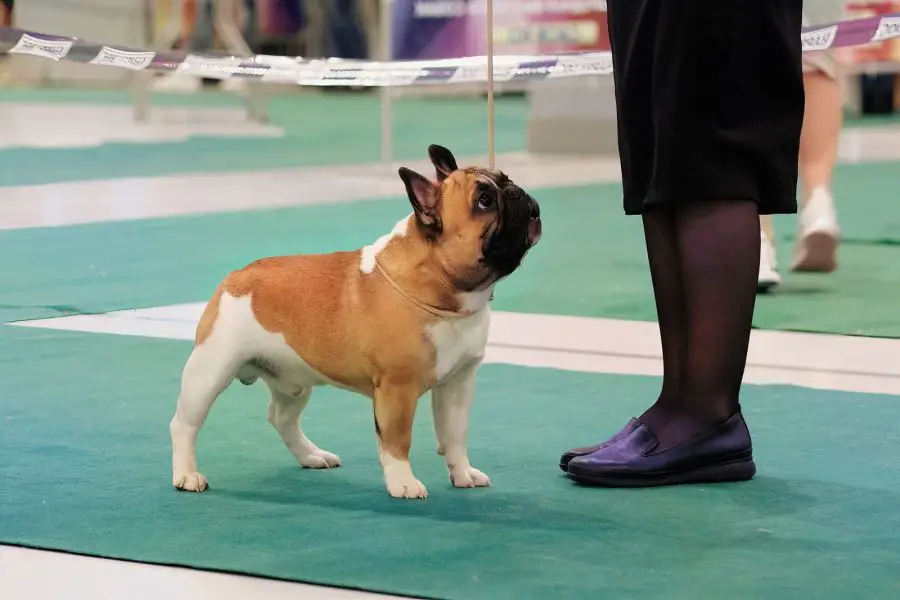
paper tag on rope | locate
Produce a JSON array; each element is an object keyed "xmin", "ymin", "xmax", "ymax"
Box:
[
  {"xmin": 90, "ymin": 47, "xmax": 156, "ymax": 71},
  {"xmin": 801, "ymin": 25, "xmax": 839, "ymax": 52},
  {"xmin": 873, "ymin": 15, "xmax": 900, "ymax": 42},
  {"xmin": 9, "ymin": 34, "xmax": 72, "ymax": 61}
]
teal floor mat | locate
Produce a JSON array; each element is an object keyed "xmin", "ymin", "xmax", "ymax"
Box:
[{"xmin": 1, "ymin": 325, "xmax": 898, "ymax": 599}]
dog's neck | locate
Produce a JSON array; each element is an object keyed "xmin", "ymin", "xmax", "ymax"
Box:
[{"xmin": 360, "ymin": 215, "xmax": 494, "ymax": 317}]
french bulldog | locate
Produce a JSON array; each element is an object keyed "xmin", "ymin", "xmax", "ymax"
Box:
[{"xmin": 169, "ymin": 144, "xmax": 541, "ymax": 499}]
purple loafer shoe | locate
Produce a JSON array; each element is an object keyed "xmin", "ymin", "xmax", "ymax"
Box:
[
  {"xmin": 558, "ymin": 418, "xmax": 641, "ymax": 471},
  {"xmin": 566, "ymin": 412, "xmax": 756, "ymax": 487}
]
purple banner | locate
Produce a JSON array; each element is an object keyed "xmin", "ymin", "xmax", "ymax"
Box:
[{"xmin": 391, "ymin": 0, "xmax": 610, "ymax": 60}]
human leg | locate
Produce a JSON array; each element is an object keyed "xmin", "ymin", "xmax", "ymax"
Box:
[
  {"xmin": 792, "ymin": 64, "xmax": 842, "ymax": 272},
  {"xmin": 758, "ymin": 214, "xmax": 781, "ymax": 291},
  {"xmin": 764, "ymin": 70, "xmax": 842, "ymax": 280},
  {"xmin": 637, "ymin": 200, "xmax": 760, "ymax": 449},
  {"xmin": 564, "ymin": 0, "xmax": 805, "ymax": 486},
  {"xmin": 797, "ymin": 0, "xmax": 844, "ymax": 203},
  {"xmin": 758, "ymin": 1, "xmax": 844, "ymax": 286},
  {"xmin": 567, "ymin": 199, "xmax": 763, "ymax": 486},
  {"xmin": 757, "ymin": 71, "xmax": 842, "ymax": 287},
  {"xmin": 559, "ymin": 208, "xmax": 686, "ymax": 470}
]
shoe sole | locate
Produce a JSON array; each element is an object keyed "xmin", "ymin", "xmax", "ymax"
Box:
[
  {"xmin": 793, "ymin": 230, "xmax": 838, "ymax": 273},
  {"xmin": 756, "ymin": 278, "xmax": 779, "ymax": 293},
  {"xmin": 566, "ymin": 456, "xmax": 756, "ymax": 488}
]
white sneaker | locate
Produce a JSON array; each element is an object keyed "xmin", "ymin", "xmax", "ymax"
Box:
[
  {"xmin": 758, "ymin": 229, "xmax": 781, "ymax": 292},
  {"xmin": 793, "ymin": 186, "xmax": 840, "ymax": 272}
]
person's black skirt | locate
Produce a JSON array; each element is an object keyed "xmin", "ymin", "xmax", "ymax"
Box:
[{"xmin": 607, "ymin": 0, "xmax": 805, "ymax": 216}]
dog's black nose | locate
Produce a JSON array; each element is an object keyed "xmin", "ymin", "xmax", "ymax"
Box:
[{"xmin": 530, "ymin": 202, "xmax": 540, "ymax": 219}]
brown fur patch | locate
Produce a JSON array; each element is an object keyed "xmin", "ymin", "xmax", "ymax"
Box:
[
  {"xmin": 195, "ymin": 284, "xmax": 223, "ymax": 346},
  {"xmin": 220, "ymin": 246, "xmax": 441, "ymax": 398}
]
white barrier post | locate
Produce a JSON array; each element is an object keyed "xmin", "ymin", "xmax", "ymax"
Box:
[
  {"xmin": 134, "ymin": 0, "xmax": 186, "ymax": 123},
  {"xmin": 486, "ymin": 0, "xmax": 495, "ymax": 169},
  {"xmin": 380, "ymin": 0, "xmax": 394, "ymax": 165}
]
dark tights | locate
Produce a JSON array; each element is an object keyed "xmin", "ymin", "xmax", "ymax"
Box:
[{"xmin": 640, "ymin": 200, "xmax": 760, "ymax": 449}]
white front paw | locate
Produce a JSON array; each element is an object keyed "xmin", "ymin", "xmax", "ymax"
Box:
[
  {"xmin": 450, "ymin": 465, "xmax": 492, "ymax": 488},
  {"xmin": 173, "ymin": 471, "xmax": 209, "ymax": 492},
  {"xmin": 298, "ymin": 449, "xmax": 342, "ymax": 469},
  {"xmin": 386, "ymin": 476, "xmax": 428, "ymax": 499}
]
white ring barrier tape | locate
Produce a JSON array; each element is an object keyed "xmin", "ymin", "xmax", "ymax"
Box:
[{"xmin": 2, "ymin": 13, "xmax": 899, "ymax": 88}]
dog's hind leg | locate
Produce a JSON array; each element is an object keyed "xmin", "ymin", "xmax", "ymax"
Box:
[
  {"xmin": 266, "ymin": 386, "xmax": 342, "ymax": 469},
  {"xmin": 170, "ymin": 340, "xmax": 243, "ymax": 492}
]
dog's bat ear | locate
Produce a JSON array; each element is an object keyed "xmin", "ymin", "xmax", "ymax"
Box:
[
  {"xmin": 428, "ymin": 144, "xmax": 458, "ymax": 182},
  {"xmin": 399, "ymin": 167, "xmax": 442, "ymax": 232}
]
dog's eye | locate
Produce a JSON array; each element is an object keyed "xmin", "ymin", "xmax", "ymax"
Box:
[{"xmin": 477, "ymin": 193, "xmax": 495, "ymax": 210}]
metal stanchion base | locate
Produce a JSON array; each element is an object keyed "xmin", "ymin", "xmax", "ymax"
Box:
[
  {"xmin": 245, "ymin": 82, "xmax": 269, "ymax": 124},
  {"xmin": 131, "ymin": 70, "xmax": 152, "ymax": 123}
]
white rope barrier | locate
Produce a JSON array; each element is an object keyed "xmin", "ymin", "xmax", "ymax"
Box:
[{"xmin": 3, "ymin": 12, "xmax": 898, "ymax": 88}]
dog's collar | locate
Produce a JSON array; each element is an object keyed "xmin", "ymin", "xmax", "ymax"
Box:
[{"xmin": 374, "ymin": 258, "xmax": 488, "ymax": 319}]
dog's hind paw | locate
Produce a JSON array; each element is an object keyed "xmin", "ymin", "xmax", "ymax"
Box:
[
  {"xmin": 173, "ymin": 471, "xmax": 209, "ymax": 492},
  {"xmin": 298, "ymin": 449, "xmax": 342, "ymax": 469},
  {"xmin": 450, "ymin": 465, "xmax": 491, "ymax": 489}
]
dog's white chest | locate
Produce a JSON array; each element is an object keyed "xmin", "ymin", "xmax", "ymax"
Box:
[{"xmin": 425, "ymin": 308, "xmax": 490, "ymax": 383}]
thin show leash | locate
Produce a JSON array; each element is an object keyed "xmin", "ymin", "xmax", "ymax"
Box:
[{"xmin": 373, "ymin": 257, "xmax": 481, "ymax": 320}]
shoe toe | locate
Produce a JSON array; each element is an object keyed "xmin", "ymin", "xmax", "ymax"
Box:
[{"xmin": 558, "ymin": 419, "xmax": 641, "ymax": 471}]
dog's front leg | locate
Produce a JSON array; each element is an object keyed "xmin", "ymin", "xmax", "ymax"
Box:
[
  {"xmin": 431, "ymin": 363, "xmax": 491, "ymax": 489},
  {"xmin": 374, "ymin": 378, "xmax": 428, "ymax": 499}
]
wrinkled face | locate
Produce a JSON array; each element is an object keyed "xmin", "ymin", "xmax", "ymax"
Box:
[{"xmin": 399, "ymin": 145, "xmax": 542, "ymax": 291}]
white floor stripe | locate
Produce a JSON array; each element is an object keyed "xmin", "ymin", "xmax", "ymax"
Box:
[
  {"xmin": 3, "ymin": 124, "xmax": 899, "ymax": 231},
  {"xmin": 0, "ymin": 104, "xmax": 284, "ymax": 150},
  {"xmin": 0, "ymin": 546, "xmax": 400, "ymax": 600},
  {"xmin": 11, "ymin": 303, "xmax": 900, "ymax": 395},
  {"xmin": 0, "ymin": 152, "xmax": 622, "ymax": 231}
]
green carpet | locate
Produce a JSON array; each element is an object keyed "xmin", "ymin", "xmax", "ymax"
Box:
[
  {"xmin": 0, "ymin": 88, "xmax": 527, "ymax": 187},
  {"xmin": 5, "ymin": 160, "xmax": 900, "ymax": 336},
  {"xmin": 1, "ymin": 325, "xmax": 898, "ymax": 599}
]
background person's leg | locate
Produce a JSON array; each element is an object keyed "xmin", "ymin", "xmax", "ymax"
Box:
[
  {"xmin": 793, "ymin": 63, "xmax": 842, "ymax": 272},
  {"xmin": 0, "ymin": 0, "xmax": 12, "ymax": 27},
  {"xmin": 758, "ymin": 214, "xmax": 780, "ymax": 291},
  {"xmin": 190, "ymin": 0, "xmax": 215, "ymax": 52},
  {"xmin": 758, "ymin": 68, "xmax": 842, "ymax": 287},
  {"xmin": 758, "ymin": 0, "xmax": 843, "ymax": 290}
]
